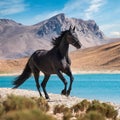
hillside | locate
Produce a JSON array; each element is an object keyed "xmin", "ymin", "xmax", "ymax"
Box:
[
  {"xmin": 0, "ymin": 13, "xmax": 106, "ymax": 59},
  {"xmin": 0, "ymin": 41, "xmax": 120, "ymax": 74},
  {"xmin": 70, "ymin": 41, "xmax": 120, "ymax": 72}
]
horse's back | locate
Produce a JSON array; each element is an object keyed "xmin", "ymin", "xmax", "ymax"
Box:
[
  {"xmin": 33, "ymin": 49, "xmax": 48, "ymax": 57},
  {"xmin": 31, "ymin": 49, "xmax": 50, "ymax": 64},
  {"xmin": 29, "ymin": 49, "xmax": 56, "ymax": 73}
]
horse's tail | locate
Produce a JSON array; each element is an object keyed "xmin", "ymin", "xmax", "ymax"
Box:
[{"xmin": 13, "ymin": 60, "xmax": 32, "ymax": 89}]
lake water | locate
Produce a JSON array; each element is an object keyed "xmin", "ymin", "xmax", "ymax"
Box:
[{"xmin": 0, "ymin": 74, "xmax": 120, "ymax": 104}]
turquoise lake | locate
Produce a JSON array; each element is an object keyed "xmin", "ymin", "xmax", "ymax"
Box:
[{"xmin": 0, "ymin": 74, "xmax": 120, "ymax": 104}]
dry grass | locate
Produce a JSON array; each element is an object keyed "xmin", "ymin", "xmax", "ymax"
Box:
[
  {"xmin": 0, "ymin": 95, "xmax": 55, "ymax": 120},
  {"xmin": 77, "ymin": 111, "xmax": 105, "ymax": 120},
  {"xmin": 86, "ymin": 100, "xmax": 118, "ymax": 119},
  {"xmin": 71, "ymin": 99, "xmax": 90, "ymax": 113},
  {"xmin": 53, "ymin": 99, "xmax": 118, "ymax": 120},
  {"xmin": 53, "ymin": 105, "xmax": 72, "ymax": 120},
  {"xmin": 1, "ymin": 109, "xmax": 55, "ymax": 120}
]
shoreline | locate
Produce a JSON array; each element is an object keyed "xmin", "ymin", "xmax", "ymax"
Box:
[
  {"xmin": 0, "ymin": 73, "xmax": 20, "ymax": 76},
  {"xmin": 0, "ymin": 70, "xmax": 120, "ymax": 76},
  {"xmin": 0, "ymin": 88, "xmax": 84, "ymax": 108},
  {"xmin": 72, "ymin": 70, "xmax": 120, "ymax": 74}
]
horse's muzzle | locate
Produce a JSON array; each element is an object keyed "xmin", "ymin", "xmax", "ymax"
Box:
[{"xmin": 75, "ymin": 41, "xmax": 82, "ymax": 49}]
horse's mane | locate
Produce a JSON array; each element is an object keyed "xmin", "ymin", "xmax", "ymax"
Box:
[{"xmin": 51, "ymin": 30, "xmax": 68, "ymax": 47}]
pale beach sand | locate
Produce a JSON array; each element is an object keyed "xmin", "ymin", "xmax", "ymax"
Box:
[
  {"xmin": 0, "ymin": 88, "xmax": 83, "ymax": 108},
  {"xmin": 72, "ymin": 70, "xmax": 120, "ymax": 74},
  {"xmin": 0, "ymin": 70, "xmax": 120, "ymax": 76}
]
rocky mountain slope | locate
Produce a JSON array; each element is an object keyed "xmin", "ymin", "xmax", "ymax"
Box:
[
  {"xmin": 0, "ymin": 13, "xmax": 106, "ymax": 59},
  {"xmin": 0, "ymin": 41, "xmax": 120, "ymax": 73},
  {"xmin": 0, "ymin": 19, "xmax": 50, "ymax": 59},
  {"xmin": 34, "ymin": 13, "xmax": 105, "ymax": 47}
]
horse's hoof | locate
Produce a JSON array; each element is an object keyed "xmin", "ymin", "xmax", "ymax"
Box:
[
  {"xmin": 45, "ymin": 95, "xmax": 50, "ymax": 99},
  {"xmin": 66, "ymin": 90, "xmax": 70, "ymax": 96},
  {"xmin": 61, "ymin": 90, "xmax": 66, "ymax": 95}
]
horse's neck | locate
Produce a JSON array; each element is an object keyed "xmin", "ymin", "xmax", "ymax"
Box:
[
  {"xmin": 58, "ymin": 38, "xmax": 69, "ymax": 58},
  {"xmin": 59, "ymin": 43, "xmax": 71, "ymax": 64}
]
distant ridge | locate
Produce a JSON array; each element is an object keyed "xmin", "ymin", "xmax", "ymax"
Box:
[{"xmin": 0, "ymin": 13, "xmax": 106, "ymax": 59}]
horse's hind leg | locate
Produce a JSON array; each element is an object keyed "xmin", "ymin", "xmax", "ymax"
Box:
[
  {"xmin": 65, "ymin": 68, "xmax": 74, "ymax": 96},
  {"xmin": 56, "ymin": 70, "xmax": 67, "ymax": 95},
  {"xmin": 33, "ymin": 70, "xmax": 42, "ymax": 97},
  {"xmin": 41, "ymin": 74, "xmax": 50, "ymax": 99}
]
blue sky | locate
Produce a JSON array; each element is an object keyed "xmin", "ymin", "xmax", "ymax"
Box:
[{"xmin": 0, "ymin": 0, "xmax": 120, "ymax": 38}]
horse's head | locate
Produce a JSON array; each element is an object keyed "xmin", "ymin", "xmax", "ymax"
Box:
[{"xmin": 66, "ymin": 26, "xmax": 82, "ymax": 49}]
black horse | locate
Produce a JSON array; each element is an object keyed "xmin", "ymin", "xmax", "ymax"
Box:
[{"xmin": 13, "ymin": 26, "xmax": 82, "ymax": 99}]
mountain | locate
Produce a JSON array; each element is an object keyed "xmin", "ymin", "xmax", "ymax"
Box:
[
  {"xmin": 0, "ymin": 19, "xmax": 50, "ymax": 59},
  {"xmin": 0, "ymin": 13, "xmax": 106, "ymax": 59},
  {"xmin": 35, "ymin": 13, "xmax": 105, "ymax": 47}
]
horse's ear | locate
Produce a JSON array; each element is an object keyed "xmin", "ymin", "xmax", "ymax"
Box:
[
  {"xmin": 69, "ymin": 26, "xmax": 72, "ymax": 31},
  {"xmin": 73, "ymin": 26, "xmax": 75, "ymax": 31}
]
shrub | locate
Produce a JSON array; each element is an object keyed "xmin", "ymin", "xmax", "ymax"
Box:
[
  {"xmin": 3, "ymin": 95, "xmax": 36, "ymax": 112},
  {"xmin": 62, "ymin": 107, "xmax": 72, "ymax": 120},
  {"xmin": 80, "ymin": 99, "xmax": 90, "ymax": 110},
  {"xmin": 2, "ymin": 95, "xmax": 50, "ymax": 113},
  {"xmin": 87, "ymin": 100, "xmax": 118, "ymax": 119},
  {"xmin": 36, "ymin": 97, "xmax": 50, "ymax": 112},
  {"xmin": 87, "ymin": 100, "xmax": 106, "ymax": 116},
  {"xmin": 63, "ymin": 112, "xmax": 71, "ymax": 120},
  {"xmin": 71, "ymin": 103, "xmax": 83, "ymax": 113},
  {"xmin": 102, "ymin": 103, "xmax": 118, "ymax": 119},
  {"xmin": 0, "ymin": 95, "xmax": 54, "ymax": 120},
  {"xmin": 77, "ymin": 111, "xmax": 105, "ymax": 120},
  {"xmin": 54, "ymin": 105, "xmax": 72, "ymax": 120},
  {"xmin": 54, "ymin": 105, "xmax": 66, "ymax": 114},
  {"xmin": 71, "ymin": 99, "xmax": 90, "ymax": 113},
  {"xmin": 0, "ymin": 103, "xmax": 5, "ymax": 116},
  {"xmin": 1, "ymin": 108, "xmax": 55, "ymax": 120}
]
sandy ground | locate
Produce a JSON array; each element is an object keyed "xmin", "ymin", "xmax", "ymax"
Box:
[{"xmin": 0, "ymin": 88, "xmax": 83, "ymax": 108}]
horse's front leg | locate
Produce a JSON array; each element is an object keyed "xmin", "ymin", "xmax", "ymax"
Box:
[
  {"xmin": 41, "ymin": 74, "xmax": 50, "ymax": 99},
  {"xmin": 65, "ymin": 67, "xmax": 74, "ymax": 96},
  {"xmin": 56, "ymin": 70, "xmax": 67, "ymax": 95},
  {"xmin": 33, "ymin": 70, "xmax": 42, "ymax": 97}
]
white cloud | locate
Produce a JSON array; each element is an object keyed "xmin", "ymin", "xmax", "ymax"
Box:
[
  {"xmin": 63, "ymin": 0, "xmax": 106, "ymax": 19},
  {"xmin": 34, "ymin": 0, "xmax": 106, "ymax": 22},
  {"xmin": 0, "ymin": 0, "xmax": 27, "ymax": 15},
  {"xmin": 34, "ymin": 0, "xmax": 86, "ymax": 22},
  {"xmin": 100, "ymin": 24, "xmax": 120, "ymax": 37},
  {"xmin": 84, "ymin": 0, "xmax": 105, "ymax": 19},
  {"xmin": 62, "ymin": 0, "xmax": 84, "ymax": 15},
  {"xmin": 110, "ymin": 32, "xmax": 120, "ymax": 37},
  {"xmin": 100, "ymin": 24, "xmax": 120, "ymax": 31}
]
